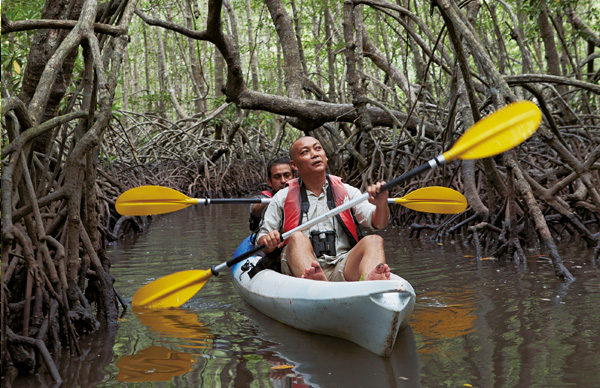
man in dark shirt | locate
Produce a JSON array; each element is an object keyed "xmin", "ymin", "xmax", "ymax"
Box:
[{"xmin": 249, "ymin": 157, "xmax": 293, "ymax": 233}]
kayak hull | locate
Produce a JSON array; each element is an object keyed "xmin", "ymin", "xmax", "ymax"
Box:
[{"xmin": 231, "ymin": 237, "xmax": 416, "ymax": 356}]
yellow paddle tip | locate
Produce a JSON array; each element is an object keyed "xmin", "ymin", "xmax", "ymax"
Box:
[
  {"xmin": 399, "ymin": 186, "xmax": 468, "ymax": 214},
  {"xmin": 446, "ymin": 101, "xmax": 542, "ymax": 161},
  {"xmin": 132, "ymin": 269, "xmax": 213, "ymax": 308},
  {"xmin": 115, "ymin": 185, "xmax": 194, "ymax": 216}
]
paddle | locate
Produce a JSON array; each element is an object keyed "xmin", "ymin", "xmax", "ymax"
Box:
[
  {"xmin": 116, "ymin": 185, "xmax": 467, "ymax": 216},
  {"xmin": 131, "ymin": 100, "xmax": 541, "ymax": 308}
]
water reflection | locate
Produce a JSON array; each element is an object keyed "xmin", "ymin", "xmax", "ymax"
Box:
[
  {"xmin": 267, "ymin": 363, "xmax": 310, "ymax": 388},
  {"xmin": 116, "ymin": 346, "xmax": 196, "ymax": 382},
  {"xmin": 133, "ymin": 307, "xmax": 215, "ymax": 350},
  {"xmin": 115, "ymin": 308, "xmax": 214, "ymax": 382},
  {"xmin": 8, "ymin": 329, "xmax": 119, "ymax": 388},
  {"xmin": 241, "ymin": 301, "xmax": 422, "ymax": 387},
  {"xmin": 411, "ymin": 287, "xmax": 477, "ymax": 354},
  {"xmin": 10, "ymin": 205, "xmax": 599, "ymax": 387}
]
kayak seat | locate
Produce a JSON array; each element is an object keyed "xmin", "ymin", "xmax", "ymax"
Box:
[{"xmin": 246, "ymin": 247, "xmax": 282, "ymax": 278}]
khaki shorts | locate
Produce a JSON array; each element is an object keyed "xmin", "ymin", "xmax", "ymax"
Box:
[{"xmin": 281, "ymin": 250, "xmax": 349, "ymax": 282}]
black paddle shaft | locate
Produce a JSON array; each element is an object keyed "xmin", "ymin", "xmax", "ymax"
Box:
[
  {"xmin": 381, "ymin": 156, "xmax": 445, "ymax": 193},
  {"xmin": 201, "ymin": 198, "xmax": 265, "ymax": 204},
  {"xmin": 213, "ymin": 243, "xmax": 267, "ymax": 275}
]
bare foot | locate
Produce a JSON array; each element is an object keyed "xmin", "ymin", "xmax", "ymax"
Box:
[
  {"xmin": 365, "ymin": 263, "xmax": 391, "ymax": 280},
  {"xmin": 301, "ymin": 261, "xmax": 328, "ymax": 281}
]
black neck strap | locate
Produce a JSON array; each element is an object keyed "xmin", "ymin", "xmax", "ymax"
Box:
[{"xmin": 298, "ymin": 175, "xmax": 361, "ymax": 244}]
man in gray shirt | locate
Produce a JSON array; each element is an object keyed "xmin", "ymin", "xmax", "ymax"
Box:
[{"xmin": 257, "ymin": 136, "xmax": 391, "ymax": 281}]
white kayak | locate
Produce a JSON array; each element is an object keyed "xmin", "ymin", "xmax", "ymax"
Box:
[{"xmin": 231, "ymin": 236, "xmax": 416, "ymax": 356}]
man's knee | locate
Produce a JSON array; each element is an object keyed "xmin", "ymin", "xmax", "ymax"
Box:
[
  {"xmin": 360, "ymin": 234, "xmax": 384, "ymax": 247},
  {"xmin": 288, "ymin": 231, "xmax": 309, "ymax": 245}
]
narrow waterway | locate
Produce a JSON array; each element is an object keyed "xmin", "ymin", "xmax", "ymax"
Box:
[{"xmin": 15, "ymin": 205, "xmax": 600, "ymax": 387}]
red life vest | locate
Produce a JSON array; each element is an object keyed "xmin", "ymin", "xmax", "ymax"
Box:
[
  {"xmin": 261, "ymin": 190, "xmax": 274, "ymax": 198},
  {"xmin": 282, "ymin": 175, "xmax": 360, "ymax": 244},
  {"xmin": 249, "ymin": 189, "xmax": 275, "ymax": 233}
]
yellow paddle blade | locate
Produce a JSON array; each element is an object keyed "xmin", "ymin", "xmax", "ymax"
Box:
[
  {"xmin": 116, "ymin": 186, "xmax": 196, "ymax": 216},
  {"xmin": 396, "ymin": 186, "xmax": 467, "ymax": 214},
  {"xmin": 132, "ymin": 269, "xmax": 213, "ymax": 308},
  {"xmin": 444, "ymin": 100, "xmax": 541, "ymax": 161}
]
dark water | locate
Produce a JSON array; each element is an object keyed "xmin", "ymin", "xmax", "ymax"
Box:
[{"xmin": 14, "ymin": 205, "xmax": 599, "ymax": 387}]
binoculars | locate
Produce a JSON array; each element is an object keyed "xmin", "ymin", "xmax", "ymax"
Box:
[{"xmin": 310, "ymin": 230, "xmax": 336, "ymax": 257}]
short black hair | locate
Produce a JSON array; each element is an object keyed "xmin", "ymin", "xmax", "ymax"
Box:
[{"xmin": 267, "ymin": 157, "xmax": 291, "ymax": 179}]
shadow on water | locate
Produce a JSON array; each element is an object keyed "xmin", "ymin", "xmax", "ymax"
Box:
[{"xmin": 9, "ymin": 204, "xmax": 600, "ymax": 387}]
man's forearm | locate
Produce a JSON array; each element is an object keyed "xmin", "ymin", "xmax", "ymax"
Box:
[
  {"xmin": 372, "ymin": 206, "xmax": 390, "ymax": 229},
  {"xmin": 251, "ymin": 203, "xmax": 268, "ymax": 218}
]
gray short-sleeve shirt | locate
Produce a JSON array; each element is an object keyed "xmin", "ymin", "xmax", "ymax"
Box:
[{"xmin": 257, "ymin": 180, "xmax": 378, "ymax": 264}]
